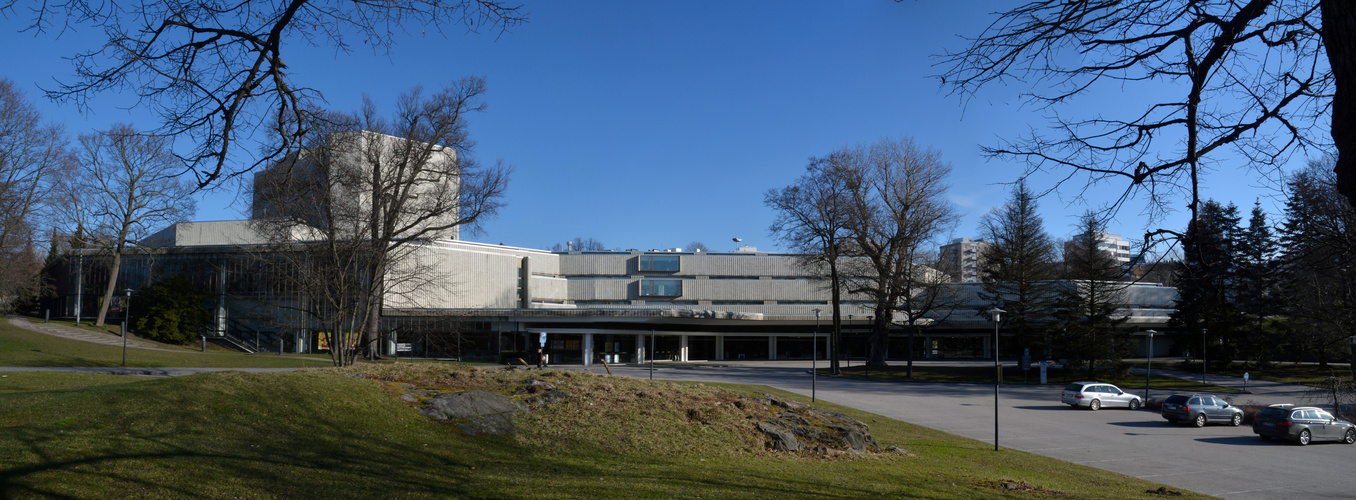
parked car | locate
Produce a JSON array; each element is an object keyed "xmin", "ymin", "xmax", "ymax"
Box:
[
  {"xmin": 1160, "ymin": 394, "xmax": 1243, "ymax": 427},
  {"xmin": 1252, "ymin": 404, "xmax": 1356, "ymax": 445},
  {"xmin": 1060, "ymin": 381, "xmax": 1142, "ymax": 410}
]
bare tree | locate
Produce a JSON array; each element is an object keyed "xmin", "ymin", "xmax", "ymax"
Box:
[
  {"xmin": 551, "ymin": 237, "xmax": 606, "ymax": 252},
  {"xmin": 837, "ymin": 137, "xmax": 960, "ymax": 367},
  {"xmin": 685, "ymin": 241, "xmax": 709, "ymax": 253},
  {"xmin": 766, "ymin": 152, "xmax": 854, "ymax": 374},
  {"xmin": 253, "ymin": 78, "xmax": 511, "ymax": 364},
  {"xmin": 894, "ymin": 249, "xmax": 965, "ymax": 378},
  {"xmin": 17, "ymin": 0, "xmax": 526, "ymax": 189},
  {"xmin": 0, "ymin": 78, "xmax": 71, "ymax": 312},
  {"xmin": 978, "ymin": 180, "xmax": 1060, "ymax": 359},
  {"xmin": 73, "ymin": 124, "xmax": 196, "ymax": 327},
  {"xmin": 940, "ymin": 1, "xmax": 1331, "ymax": 239}
]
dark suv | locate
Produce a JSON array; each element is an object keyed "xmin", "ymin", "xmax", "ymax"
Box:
[
  {"xmin": 1252, "ymin": 404, "xmax": 1356, "ymax": 445},
  {"xmin": 1160, "ymin": 394, "xmax": 1243, "ymax": 427}
]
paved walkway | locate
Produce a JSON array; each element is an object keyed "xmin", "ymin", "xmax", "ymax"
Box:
[
  {"xmin": 1135, "ymin": 365, "xmax": 1345, "ymax": 410},
  {"xmin": 6, "ymin": 315, "xmax": 176, "ymax": 351}
]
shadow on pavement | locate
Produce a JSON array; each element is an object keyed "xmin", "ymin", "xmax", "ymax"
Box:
[
  {"xmin": 1106, "ymin": 420, "xmax": 1173, "ymax": 428},
  {"xmin": 1193, "ymin": 436, "xmax": 1274, "ymax": 446}
]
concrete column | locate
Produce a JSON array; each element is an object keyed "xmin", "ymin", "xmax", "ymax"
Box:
[
  {"xmin": 983, "ymin": 333, "xmax": 991, "ymax": 359},
  {"xmin": 679, "ymin": 335, "xmax": 689, "ymax": 362},
  {"xmin": 716, "ymin": 335, "xmax": 725, "ymax": 361},
  {"xmin": 769, "ymin": 336, "xmax": 777, "ymax": 360},
  {"xmin": 583, "ymin": 333, "xmax": 594, "ymax": 366},
  {"xmin": 636, "ymin": 334, "xmax": 645, "ymax": 363},
  {"xmin": 520, "ymin": 256, "xmax": 532, "ymax": 308},
  {"xmin": 216, "ymin": 265, "xmax": 227, "ymax": 336}
]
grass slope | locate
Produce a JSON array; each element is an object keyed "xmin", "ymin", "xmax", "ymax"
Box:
[
  {"xmin": 1, "ymin": 366, "xmax": 1215, "ymax": 499},
  {"xmin": 0, "ymin": 319, "xmax": 332, "ymax": 368}
]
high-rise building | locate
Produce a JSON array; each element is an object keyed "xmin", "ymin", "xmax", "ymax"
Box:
[{"xmin": 940, "ymin": 237, "xmax": 990, "ymax": 282}]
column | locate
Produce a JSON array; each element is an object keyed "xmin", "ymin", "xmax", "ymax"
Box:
[
  {"xmin": 583, "ymin": 333, "xmax": 594, "ymax": 367},
  {"xmin": 769, "ymin": 336, "xmax": 777, "ymax": 360},
  {"xmin": 636, "ymin": 334, "xmax": 646, "ymax": 364},
  {"xmin": 679, "ymin": 335, "xmax": 689, "ymax": 362}
]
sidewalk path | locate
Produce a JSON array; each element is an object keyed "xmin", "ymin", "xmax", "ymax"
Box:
[
  {"xmin": 1135, "ymin": 365, "xmax": 1325, "ymax": 407},
  {"xmin": 6, "ymin": 315, "xmax": 176, "ymax": 351}
]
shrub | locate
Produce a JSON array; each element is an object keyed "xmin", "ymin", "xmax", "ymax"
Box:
[{"xmin": 132, "ymin": 275, "xmax": 210, "ymax": 344}]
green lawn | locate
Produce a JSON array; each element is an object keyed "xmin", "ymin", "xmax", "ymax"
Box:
[
  {"xmin": 0, "ymin": 366, "xmax": 1216, "ymax": 499},
  {"xmin": 1, "ymin": 318, "xmax": 333, "ymax": 368}
]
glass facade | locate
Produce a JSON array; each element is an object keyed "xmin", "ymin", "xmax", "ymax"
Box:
[
  {"xmin": 640, "ymin": 279, "xmax": 682, "ymax": 297},
  {"xmin": 638, "ymin": 254, "xmax": 680, "ymax": 272}
]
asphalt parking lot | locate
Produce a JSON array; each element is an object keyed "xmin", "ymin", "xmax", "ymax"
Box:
[{"xmin": 599, "ymin": 361, "xmax": 1355, "ymax": 500}]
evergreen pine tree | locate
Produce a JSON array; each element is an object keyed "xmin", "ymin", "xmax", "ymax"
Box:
[
  {"xmin": 978, "ymin": 180, "xmax": 1059, "ymax": 360},
  {"xmin": 1169, "ymin": 200, "xmax": 1244, "ymax": 369},
  {"xmin": 1052, "ymin": 212, "xmax": 1130, "ymax": 378}
]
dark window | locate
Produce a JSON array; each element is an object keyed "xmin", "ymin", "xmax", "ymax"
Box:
[
  {"xmin": 639, "ymin": 255, "xmax": 680, "ymax": 272},
  {"xmin": 640, "ymin": 279, "xmax": 682, "ymax": 297}
]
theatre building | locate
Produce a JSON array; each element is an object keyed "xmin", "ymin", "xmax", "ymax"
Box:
[{"xmin": 42, "ymin": 220, "xmax": 1178, "ymax": 365}]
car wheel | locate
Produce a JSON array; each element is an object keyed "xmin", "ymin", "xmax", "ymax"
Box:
[
  {"xmin": 1298, "ymin": 429, "xmax": 1311, "ymax": 446},
  {"xmin": 1230, "ymin": 413, "xmax": 1242, "ymax": 427},
  {"xmin": 1128, "ymin": 399, "xmax": 1141, "ymax": 411},
  {"xmin": 1344, "ymin": 428, "xmax": 1355, "ymax": 445},
  {"xmin": 1194, "ymin": 414, "xmax": 1207, "ymax": 427},
  {"xmin": 1089, "ymin": 399, "xmax": 1101, "ymax": 411}
]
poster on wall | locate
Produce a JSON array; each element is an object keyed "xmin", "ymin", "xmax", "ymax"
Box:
[{"xmin": 317, "ymin": 331, "xmax": 360, "ymax": 351}]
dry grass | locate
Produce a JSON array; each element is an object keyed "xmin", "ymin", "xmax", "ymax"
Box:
[{"xmin": 346, "ymin": 364, "xmax": 771, "ymax": 457}]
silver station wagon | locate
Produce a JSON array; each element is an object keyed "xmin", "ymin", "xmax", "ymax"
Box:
[{"xmin": 1061, "ymin": 381, "xmax": 1142, "ymax": 410}]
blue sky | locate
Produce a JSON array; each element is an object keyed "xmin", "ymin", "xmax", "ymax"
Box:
[{"xmin": 1, "ymin": 1, "xmax": 1304, "ymax": 253}]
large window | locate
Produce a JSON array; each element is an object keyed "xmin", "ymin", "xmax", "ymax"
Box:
[
  {"xmin": 640, "ymin": 279, "xmax": 682, "ymax": 297},
  {"xmin": 638, "ymin": 254, "xmax": 680, "ymax": 272}
]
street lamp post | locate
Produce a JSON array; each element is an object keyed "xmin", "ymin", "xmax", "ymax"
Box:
[
  {"xmin": 1140, "ymin": 330, "xmax": 1158, "ymax": 404},
  {"xmin": 1202, "ymin": 328, "xmax": 1208, "ymax": 385},
  {"xmin": 123, "ymin": 288, "xmax": 132, "ymax": 366},
  {"xmin": 988, "ymin": 307, "xmax": 1005, "ymax": 452},
  {"xmin": 812, "ymin": 308, "xmax": 821, "ymax": 403}
]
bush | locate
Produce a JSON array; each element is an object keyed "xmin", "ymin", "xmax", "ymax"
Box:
[{"xmin": 132, "ymin": 275, "xmax": 210, "ymax": 344}]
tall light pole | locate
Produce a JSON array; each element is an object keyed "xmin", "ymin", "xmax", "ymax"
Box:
[
  {"xmin": 812, "ymin": 308, "xmax": 821, "ymax": 403},
  {"xmin": 123, "ymin": 288, "xmax": 132, "ymax": 366},
  {"xmin": 988, "ymin": 307, "xmax": 1005, "ymax": 452},
  {"xmin": 1140, "ymin": 330, "xmax": 1158, "ymax": 404},
  {"xmin": 1201, "ymin": 328, "xmax": 1208, "ymax": 385}
]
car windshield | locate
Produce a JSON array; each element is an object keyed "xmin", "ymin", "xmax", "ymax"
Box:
[{"xmin": 1165, "ymin": 395, "xmax": 1189, "ymax": 404}]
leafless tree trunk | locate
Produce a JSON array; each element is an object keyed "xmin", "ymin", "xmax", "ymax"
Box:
[
  {"xmin": 21, "ymin": 1, "xmax": 526, "ymax": 190},
  {"xmin": 73, "ymin": 124, "xmax": 195, "ymax": 326},
  {"xmin": 1322, "ymin": 1, "xmax": 1356, "ymax": 207},
  {"xmin": 940, "ymin": 0, "xmax": 1328, "ymax": 250},
  {"xmin": 836, "ymin": 137, "xmax": 960, "ymax": 367},
  {"xmin": 0, "ymin": 78, "xmax": 72, "ymax": 311},
  {"xmin": 253, "ymin": 79, "xmax": 511, "ymax": 364},
  {"xmin": 766, "ymin": 152, "xmax": 854, "ymax": 375}
]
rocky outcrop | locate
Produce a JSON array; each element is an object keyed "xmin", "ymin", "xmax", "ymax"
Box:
[
  {"xmin": 742, "ymin": 394, "xmax": 883, "ymax": 454},
  {"xmin": 397, "ymin": 377, "xmax": 574, "ymax": 435},
  {"xmin": 422, "ymin": 390, "xmax": 526, "ymax": 435}
]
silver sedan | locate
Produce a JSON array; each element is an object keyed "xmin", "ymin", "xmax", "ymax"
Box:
[{"xmin": 1060, "ymin": 381, "xmax": 1142, "ymax": 410}]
